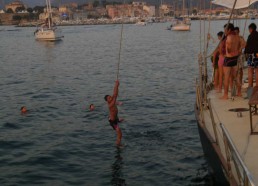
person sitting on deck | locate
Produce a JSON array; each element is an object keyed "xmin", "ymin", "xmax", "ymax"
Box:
[
  {"xmin": 220, "ymin": 23, "xmax": 241, "ymax": 100},
  {"xmin": 104, "ymin": 80, "xmax": 123, "ymax": 146},
  {"xmin": 213, "ymin": 31, "xmax": 225, "ymax": 93},
  {"xmin": 244, "ymin": 23, "xmax": 258, "ymax": 88},
  {"xmin": 234, "ymin": 27, "xmax": 246, "ymax": 97}
]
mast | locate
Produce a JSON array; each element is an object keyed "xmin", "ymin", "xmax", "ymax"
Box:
[
  {"xmin": 45, "ymin": 0, "xmax": 53, "ymax": 29},
  {"xmin": 45, "ymin": 0, "xmax": 50, "ymax": 29},
  {"xmin": 183, "ymin": 0, "xmax": 185, "ymax": 16},
  {"xmin": 48, "ymin": 0, "xmax": 53, "ymax": 26}
]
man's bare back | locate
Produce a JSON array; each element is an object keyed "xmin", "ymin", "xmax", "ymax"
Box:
[{"xmin": 226, "ymin": 34, "xmax": 241, "ymax": 57}]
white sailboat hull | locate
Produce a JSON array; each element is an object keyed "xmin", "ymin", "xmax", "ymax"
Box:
[
  {"xmin": 35, "ymin": 28, "xmax": 63, "ymax": 41},
  {"xmin": 171, "ymin": 24, "xmax": 190, "ymax": 31}
]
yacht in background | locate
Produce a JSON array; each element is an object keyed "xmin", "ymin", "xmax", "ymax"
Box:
[
  {"xmin": 169, "ymin": 17, "xmax": 190, "ymax": 31},
  {"xmin": 34, "ymin": 0, "xmax": 63, "ymax": 41},
  {"xmin": 170, "ymin": 0, "xmax": 191, "ymax": 31}
]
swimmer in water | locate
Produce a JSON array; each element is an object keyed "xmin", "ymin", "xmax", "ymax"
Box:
[
  {"xmin": 20, "ymin": 106, "xmax": 27, "ymax": 114},
  {"xmin": 104, "ymin": 80, "xmax": 123, "ymax": 146},
  {"xmin": 89, "ymin": 104, "xmax": 95, "ymax": 111}
]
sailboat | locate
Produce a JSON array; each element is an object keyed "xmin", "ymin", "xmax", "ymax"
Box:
[
  {"xmin": 171, "ymin": 0, "xmax": 191, "ymax": 31},
  {"xmin": 195, "ymin": 0, "xmax": 258, "ymax": 185},
  {"xmin": 34, "ymin": 0, "xmax": 63, "ymax": 41}
]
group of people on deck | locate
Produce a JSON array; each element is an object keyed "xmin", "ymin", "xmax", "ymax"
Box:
[{"xmin": 213, "ymin": 23, "xmax": 258, "ymax": 99}]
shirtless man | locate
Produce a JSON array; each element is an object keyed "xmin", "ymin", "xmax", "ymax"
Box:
[
  {"xmin": 221, "ymin": 23, "xmax": 241, "ymax": 99},
  {"xmin": 234, "ymin": 27, "xmax": 246, "ymax": 96},
  {"xmin": 104, "ymin": 80, "xmax": 122, "ymax": 146}
]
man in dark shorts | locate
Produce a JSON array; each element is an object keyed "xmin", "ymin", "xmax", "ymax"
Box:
[
  {"xmin": 245, "ymin": 23, "xmax": 258, "ymax": 87},
  {"xmin": 104, "ymin": 80, "xmax": 122, "ymax": 146},
  {"xmin": 221, "ymin": 23, "xmax": 241, "ymax": 99}
]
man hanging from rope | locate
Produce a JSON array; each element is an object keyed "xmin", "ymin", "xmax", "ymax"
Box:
[{"xmin": 104, "ymin": 80, "xmax": 123, "ymax": 146}]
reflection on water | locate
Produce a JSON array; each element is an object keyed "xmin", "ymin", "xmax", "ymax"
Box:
[
  {"xmin": 111, "ymin": 148, "xmax": 126, "ymax": 186},
  {"xmin": 0, "ymin": 23, "xmax": 215, "ymax": 185},
  {"xmin": 37, "ymin": 40, "xmax": 63, "ymax": 48}
]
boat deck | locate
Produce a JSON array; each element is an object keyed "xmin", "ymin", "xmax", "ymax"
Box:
[{"xmin": 203, "ymin": 76, "xmax": 258, "ymax": 183}]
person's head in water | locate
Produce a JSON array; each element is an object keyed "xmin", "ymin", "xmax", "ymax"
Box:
[
  {"xmin": 224, "ymin": 23, "xmax": 234, "ymax": 35},
  {"xmin": 217, "ymin": 31, "xmax": 224, "ymax": 40},
  {"xmin": 89, "ymin": 104, "xmax": 95, "ymax": 111},
  {"xmin": 104, "ymin": 95, "xmax": 112, "ymax": 103},
  {"xmin": 20, "ymin": 106, "xmax": 27, "ymax": 113},
  {"xmin": 249, "ymin": 23, "xmax": 257, "ymax": 34}
]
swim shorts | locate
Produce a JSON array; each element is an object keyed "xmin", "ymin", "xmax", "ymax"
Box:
[
  {"xmin": 224, "ymin": 56, "xmax": 239, "ymax": 67},
  {"xmin": 211, "ymin": 55, "xmax": 219, "ymax": 69},
  {"xmin": 247, "ymin": 53, "xmax": 258, "ymax": 68},
  {"xmin": 109, "ymin": 117, "xmax": 119, "ymax": 130}
]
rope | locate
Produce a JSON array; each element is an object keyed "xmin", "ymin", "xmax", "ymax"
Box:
[
  {"xmin": 116, "ymin": 1, "xmax": 125, "ymax": 80},
  {"xmin": 117, "ymin": 23, "xmax": 124, "ymax": 80},
  {"xmin": 243, "ymin": 0, "xmax": 252, "ymax": 37},
  {"xmin": 205, "ymin": 0, "xmax": 238, "ymax": 59}
]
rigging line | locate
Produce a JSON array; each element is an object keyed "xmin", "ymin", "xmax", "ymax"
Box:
[
  {"xmin": 243, "ymin": 0, "xmax": 252, "ymax": 37},
  {"xmin": 205, "ymin": 1, "xmax": 212, "ymax": 54},
  {"xmin": 205, "ymin": 0, "xmax": 238, "ymax": 59},
  {"xmin": 199, "ymin": 0, "xmax": 202, "ymax": 53},
  {"xmin": 117, "ymin": 0, "xmax": 125, "ymax": 80}
]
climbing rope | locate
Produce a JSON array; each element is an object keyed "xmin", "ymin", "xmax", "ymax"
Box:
[
  {"xmin": 116, "ymin": 1, "xmax": 125, "ymax": 80},
  {"xmin": 117, "ymin": 23, "xmax": 124, "ymax": 80}
]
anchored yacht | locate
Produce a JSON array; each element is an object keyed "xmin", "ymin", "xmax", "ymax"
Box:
[
  {"xmin": 34, "ymin": 0, "xmax": 63, "ymax": 41},
  {"xmin": 195, "ymin": 0, "xmax": 258, "ymax": 185}
]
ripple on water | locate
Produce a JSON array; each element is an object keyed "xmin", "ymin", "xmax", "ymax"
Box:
[{"xmin": 0, "ymin": 23, "xmax": 215, "ymax": 185}]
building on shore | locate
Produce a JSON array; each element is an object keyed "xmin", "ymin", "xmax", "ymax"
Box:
[
  {"xmin": 39, "ymin": 7, "xmax": 60, "ymax": 23},
  {"xmin": 59, "ymin": 4, "xmax": 75, "ymax": 20},
  {"xmin": 80, "ymin": 3, "xmax": 94, "ymax": 11},
  {"xmin": 5, "ymin": 0, "xmax": 26, "ymax": 13},
  {"xmin": 159, "ymin": 4, "xmax": 173, "ymax": 17},
  {"xmin": 132, "ymin": 2, "xmax": 147, "ymax": 6},
  {"xmin": 106, "ymin": 2, "xmax": 156, "ymax": 19},
  {"xmin": 143, "ymin": 5, "xmax": 155, "ymax": 17}
]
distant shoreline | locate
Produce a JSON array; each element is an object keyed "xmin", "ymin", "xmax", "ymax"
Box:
[{"xmin": 0, "ymin": 16, "xmax": 255, "ymax": 27}]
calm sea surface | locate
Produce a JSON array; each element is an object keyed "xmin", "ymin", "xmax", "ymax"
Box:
[{"xmin": 0, "ymin": 20, "xmax": 242, "ymax": 185}]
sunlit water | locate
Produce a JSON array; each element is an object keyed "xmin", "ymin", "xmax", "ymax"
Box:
[{"xmin": 0, "ymin": 20, "xmax": 244, "ymax": 185}]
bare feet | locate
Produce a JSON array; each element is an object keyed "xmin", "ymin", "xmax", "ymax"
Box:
[{"xmin": 220, "ymin": 95, "xmax": 228, "ymax": 100}]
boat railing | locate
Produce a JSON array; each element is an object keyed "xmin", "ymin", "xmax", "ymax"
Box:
[{"xmin": 220, "ymin": 123, "xmax": 256, "ymax": 186}]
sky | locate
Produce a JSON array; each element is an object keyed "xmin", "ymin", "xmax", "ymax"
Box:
[
  {"xmin": 0, "ymin": 0, "xmax": 215, "ymax": 9},
  {"xmin": 1, "ymin": 0, "xmax": 175, "ymax": 7}
]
